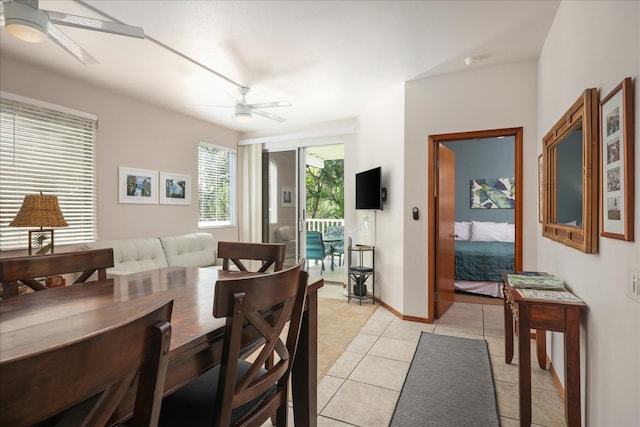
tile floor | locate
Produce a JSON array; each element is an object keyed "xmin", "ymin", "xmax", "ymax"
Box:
[{"xmin": 310, "ymin": 290, "xmax": 567, "ymax": 427}]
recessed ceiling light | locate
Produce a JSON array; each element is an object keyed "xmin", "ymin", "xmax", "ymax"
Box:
[{"xmin": 464, "ymin": 56, "xmax": 481, "ymax": 66}]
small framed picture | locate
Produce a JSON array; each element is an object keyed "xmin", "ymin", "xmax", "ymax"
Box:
[
  {"xmin": 119, "ymin": 167, "xmax": 158, "ymax": 204},
  {"xmin": 599, "ymin": 77, "xmax": 634, "ymax": 241},
  {"xmin": 281, "ymin": 186, "xmax": 294, "ymax": 207},
  {"xmin": 160, "ymin": 172, "xmax": 191, "ymax": 205}
]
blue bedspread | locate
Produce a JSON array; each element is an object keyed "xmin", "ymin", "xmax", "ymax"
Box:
[{"xmin": 454, "ymin": 241, "xmax": 514, "ymax": 282}]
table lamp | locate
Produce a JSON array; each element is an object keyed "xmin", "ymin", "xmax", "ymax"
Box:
[{"xmin": 9, "ymin": 193, "xmax": 68, "ymax": 255}]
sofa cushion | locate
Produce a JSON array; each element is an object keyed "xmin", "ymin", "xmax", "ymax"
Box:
[
  {"xmin": 85, "ymin": 238, "xmax": 168, "ymax": 274},
  {"xmin": 160, "ymin": 233, "xmax": 218, "ymax": 268}
]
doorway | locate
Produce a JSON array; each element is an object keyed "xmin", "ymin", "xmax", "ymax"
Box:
[
  {"xmin": 262, "ymin": 144, "xmax": 345, "ymax": 281},
  {"xmin": 428, "ymin": 128, "xmax": 523, "ymax": 320}
]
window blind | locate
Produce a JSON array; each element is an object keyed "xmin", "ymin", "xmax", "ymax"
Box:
[
  {"xmin": 0, "ymin": 97, "xmax": 96, "ymax": 251},
  {"xmin": 198, "ymin": 142, "xmax": 235, "ymax": 227}
]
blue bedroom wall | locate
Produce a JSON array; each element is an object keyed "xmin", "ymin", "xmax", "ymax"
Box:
[{"xmin": 443, "ymin": 137, "xmax": 515, "ymax": 223}]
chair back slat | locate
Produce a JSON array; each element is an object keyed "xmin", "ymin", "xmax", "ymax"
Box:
[
  {"xmin": 0, "ymin": 248, "xmax": 114, "ymax": 298},
  {"xmin": 213, "ymin": 260, "xmax": 307, "ymax": 426},
  {"xmin": 0, "ymin": 298, "xmax": 173, "ymax": 427},
  {"xmin": 218, "ymin": 241, "xmax": 286, "ymax": 273}
]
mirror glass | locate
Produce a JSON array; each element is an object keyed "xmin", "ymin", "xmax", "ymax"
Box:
[
  {"xmin": 555, "ymin": 124, "xmax": 583, "ymax": 227},
  {"xmin": 542, "ymin": 88, "xmax": 598, "ymax": 253}
]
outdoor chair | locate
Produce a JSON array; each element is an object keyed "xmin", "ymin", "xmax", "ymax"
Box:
[
  {"xmin": 325, "ymin": 225, "xmax": 345, "ymax": 267},
  {"xmin": 305, "ymin": 231, "xmax": 325, "ymax": 274}
]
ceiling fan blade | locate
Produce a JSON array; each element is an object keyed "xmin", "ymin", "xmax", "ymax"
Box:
[
  {"xmin": 249, "ymin": 101, "xmax": 292, "ymax": 109},
  {"xmin": 46, "ymin": 10, "xmax": 145, "ymax": 39},
  {"xmin": 186, "ymin": 104, "xmax": 234, "ymax": 109},
  {"xmin": 253, "ymin": 109, "xmax": 287, "ymax": 122},
  {"xmin": 48, "ymin": 24, "xmax": 98, "ymax": 65}
]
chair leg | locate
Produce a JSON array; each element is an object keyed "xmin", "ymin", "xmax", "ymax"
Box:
[{"xmin": 275, "ymin": 388, "xmax": 288, "ymax": 427}]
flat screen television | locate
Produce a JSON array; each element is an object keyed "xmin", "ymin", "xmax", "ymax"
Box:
[{"xmin": 355, "ymin": 166, "xmax": 383, "ymax": 210}]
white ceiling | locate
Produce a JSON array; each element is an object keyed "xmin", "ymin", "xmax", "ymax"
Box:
[{"xmin": 0, "ymin": 0, "xmax": 560, "ymax": 137}]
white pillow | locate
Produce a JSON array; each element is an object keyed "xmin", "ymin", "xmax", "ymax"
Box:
[
  {"xmin": 454, "ymin": 221, "xmax": 471, "ymax": 240},
  {"xmin": 504, "ymin": 224, "xmax": 515, "ymax": 242},
  {"xmin": 470, "ymin": 221, "xmax": 509, "ymax": 242}
]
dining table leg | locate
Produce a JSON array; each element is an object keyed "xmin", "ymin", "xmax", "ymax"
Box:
[{"xmin": 292, "ymin": 285, "xmax": 318, "ymax": 427}]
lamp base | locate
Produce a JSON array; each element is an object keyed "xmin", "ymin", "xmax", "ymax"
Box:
[{"xmin": 28, "ymin": 229, "xmax": 55, "ymax": 255}]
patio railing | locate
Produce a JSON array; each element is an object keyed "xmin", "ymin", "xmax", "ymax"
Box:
[{"xmin": 306, "ymin": 218, "xmax": 344, "ymax": 236}]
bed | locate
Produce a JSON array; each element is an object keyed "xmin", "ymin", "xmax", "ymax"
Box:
[{"xmin": 454, "ymin": 221, "xmax": 515, "ymax": 298}]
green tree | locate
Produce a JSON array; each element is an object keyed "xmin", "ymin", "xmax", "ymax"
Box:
[{"xmin": 306, "ymin": 159, "xmax": 344, "ymax": 218}]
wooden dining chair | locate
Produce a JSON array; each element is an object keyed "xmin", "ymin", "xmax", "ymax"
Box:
[
  {"xmin": 0, "ymin": 298, "xmax": 173, "ymax": 427},
  {"xmin": 159, "ymin": 260, "xmax": 307, "ymax": 427},
  {"xmin": 218, "ymin": 241, "xmax": 287, "ymax": 273},
  {"xmin": 0, "ymin": 248, "xmax": 115, "ymax": 298}
]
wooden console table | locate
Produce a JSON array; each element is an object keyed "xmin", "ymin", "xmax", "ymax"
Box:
[{"xmin": 501, "ymin": 272, "xmax": 586, "ymax": 427}]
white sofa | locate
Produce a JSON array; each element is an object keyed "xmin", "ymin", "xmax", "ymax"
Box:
[{"xmin": 85, "ymin": 233, "xmax": 219, "ymax": 275}]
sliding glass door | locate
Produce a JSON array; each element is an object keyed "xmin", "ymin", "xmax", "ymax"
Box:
[
  {"xmin": 262, "ymin": 149, "xmax": 301, "ymax": 268},
  {"xmin": 262, "ymin": 144, "xmax": 345, "ymax": 280}
]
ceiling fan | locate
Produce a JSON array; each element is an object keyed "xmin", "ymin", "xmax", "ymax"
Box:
[
  {"xmin": 194, "ymin": 87, "xmax": 292, "ymax": 123},
  {"xmin": 0, "ymin": 0, "xmax": 145, "ymax": 65}
]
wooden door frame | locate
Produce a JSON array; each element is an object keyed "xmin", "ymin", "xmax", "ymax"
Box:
[{"xmin": 427, "ymin": 127, "xmax": 523, "ymax": 321}]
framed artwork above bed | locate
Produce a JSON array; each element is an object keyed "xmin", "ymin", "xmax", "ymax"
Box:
[{"xmin": 470, "ymin": 177, "xmax": 515, "ymax": 209}]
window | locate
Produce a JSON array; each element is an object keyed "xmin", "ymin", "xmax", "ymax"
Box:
[
  {"xmin": 0, "ymin": 94, "xmax": 96, "ymax": 251},
  {"xmin": 198, "ymin": 142, "xmax": 236, "ymax": 227}
]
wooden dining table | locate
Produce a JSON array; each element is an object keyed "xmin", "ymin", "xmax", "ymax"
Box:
[{"xmin": 0, "ymin": 266, "xmax": 323, "ymax": 426}]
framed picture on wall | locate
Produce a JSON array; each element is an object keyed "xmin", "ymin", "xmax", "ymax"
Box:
[
  {"xmin": 159, "ymin": 172, "xmax": 191, "ymax": 205},
  {"xmin": 281, "ymin": 186, "xmax": 294, "ymax": 207},
  {"xmin": 470, "ymin": 177, "xmax": 515, "ymax": 209},
  {"xmin": 599, "ymin": 77, "xmax": 634, "ymax": 241},
  {"xmin": 118, "ymin": 166, "xmax": 158, "ymax": 204}
]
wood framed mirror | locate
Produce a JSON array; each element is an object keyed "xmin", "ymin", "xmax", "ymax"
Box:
[{"xmin": 542, "ymin": 88, "xmax": 599, "ymax": 253}]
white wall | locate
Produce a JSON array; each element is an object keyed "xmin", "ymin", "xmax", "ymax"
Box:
[
  {"xmin": 0, "ymin": 57, "xmax": 239, "ymax": 245},
  {"xmin": 538, "ymin": 1, "xmax": 640, "ymax": 425},
  {"xmin": 352, "ymin": 83, "xmax": 406, "ymax": 311},
  {"xmin": 404, "ymin": 61, "xmax": 539, "ymax": 318}
]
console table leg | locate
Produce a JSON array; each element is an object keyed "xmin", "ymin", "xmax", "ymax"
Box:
[
  {"xmin": 565, "ymin": 308, "xmax": 582, "ymax": 427},
  {"xmin": 536, "ymin": 329, "xmax": 547, "ymax": 369},
  {"xmin": 518, "ymin": 304, "xmax": 532, "ymax": 427}
]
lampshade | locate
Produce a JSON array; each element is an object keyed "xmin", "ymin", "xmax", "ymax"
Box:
[{"xmin": 10, "ymin": 194, "xmax": 68, "ymax": 228}]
